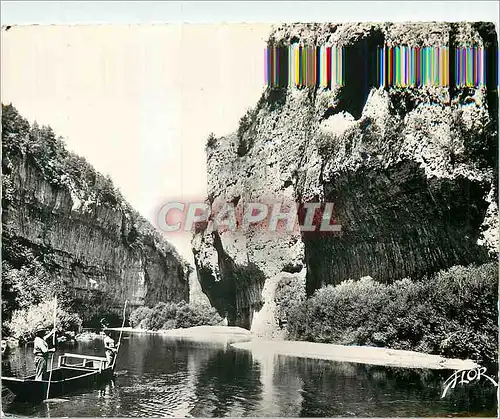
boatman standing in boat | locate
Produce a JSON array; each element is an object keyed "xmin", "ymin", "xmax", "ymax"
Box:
[
  {"xmin": 33, "ymin": 327, "xmax": 56, "ymax": 381},
  {"xmin": 103, "ymin": 329, "xmax": 119, "ymax": 368}
]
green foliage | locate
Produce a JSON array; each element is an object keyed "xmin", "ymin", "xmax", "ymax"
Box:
[
  {"xmin": 274, "ymin": 275, "xmax": 306, "ymax": 329},
  {"xmin": 237, "ymin": 109, "xmax": 255, "ymax": 140},
  {"xmin": 2, "ymin": 261, "xmax": 60, "ymax": 310},
  {"xmin": 206, "ymin": 132, "xmax": 217, "ymax": 149},
  {"xmin": 145, "ymin": 302, "xmax": 178, "ymax": 330},
  {"xmin": 129, "ymin": 301, "xmax": 223, "ymax": 331},
  {"xmin": 388, "ymin": 87, "xmax": 419, "ymax": 117},
  {"xmin": 162, "ymin": 319, "xmax": 177, "ymax": 330},
  {"xmin": 265, "ymin": 86, "xmax": 287, "ymax": 111},
  {"xmin": 129, "ymin": 306, "xmax": 154, "ymax": 328},
  {"xmin": 287, "ymin": 263, "xmax": 498, "ymax": 366},
  {"xmin": 174, "ymin": 301, "xmax": 223, "ymax": 329},
  {"xmin": 8, "ymin": 300, "xmax": 82, "ymax": 342},
  {"xmin": 1, "ymin": 103, "xmax": 30, "ymax": 150},
  {"xmin": 237, "ymin": 108, "xmax": 259, "ymax": 157},
  {"xmin": 452, "ymin": 108, "xmax": 497, "ymax": 168},
  {"xmin": 2, "ymin": 103, "xmax": 123, "ymax": 207},
  {"xmin": 1, "ymin": 237, "xmax": 74, "ymax": 332}
]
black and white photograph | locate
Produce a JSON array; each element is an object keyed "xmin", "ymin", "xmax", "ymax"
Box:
[{"xmin": 1, "ymin": 2, "xmax": 499, "ymax": 417}]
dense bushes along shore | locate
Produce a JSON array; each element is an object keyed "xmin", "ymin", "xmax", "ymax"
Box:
[
  {"xmin": 279, "ymin": 263, "xmax": 498, "ymax": 366},
  {"xmin": 8, "ymin": 300, "xmax": 82, "ymax": 343},
  {"xmin": 129, "ymin": 301, "xmax": 224, "ymax": 331},
  {"xmin": 6, "ymin": 300, "xmax": 224, "ymax": 343}
]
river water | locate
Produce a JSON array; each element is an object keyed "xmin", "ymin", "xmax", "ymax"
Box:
[{"xmin": 1, "ymin": 332, "xmax": 497, "ymax": 417}]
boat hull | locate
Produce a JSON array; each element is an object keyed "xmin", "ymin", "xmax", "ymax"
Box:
[{"xmin": 2, "ymin": 366, "xmax": 114, "ymax": 402}]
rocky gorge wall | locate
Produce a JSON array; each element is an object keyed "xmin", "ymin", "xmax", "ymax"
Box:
[
  {"xmin": 192, "ymin": 22, "xmax": 499, "ymax": 335},
  {"xmin": 2, "ymin": 105, "xmax": 191, "ymax": 321}
]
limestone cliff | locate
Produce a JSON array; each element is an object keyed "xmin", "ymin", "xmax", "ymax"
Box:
[
  {"xmin": 2, "ymin": 104, "xmax": 191, "ymax": 322},
  {"xmin": 192, "ymin": 23, "xmax": 499, "ymax": 335}
]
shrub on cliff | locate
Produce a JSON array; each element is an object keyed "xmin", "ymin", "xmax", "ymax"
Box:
[
  {"xmin": 287, "ymin": 263, "xmax": 498, "ymax": 366},
  {"xmin": 8, "ymin": 301, "xmax": 82, "ymax": 342},
  {"xmin": 236, "ymin": 107, "xmax": 259, "ymax": 156},
  {"xmin": 206, "ymin": 132, "xmax": 217, "ymax": 149},
  {"xmin": 129, "ymin": 301, "xmax": 223, "ymax": 331}
]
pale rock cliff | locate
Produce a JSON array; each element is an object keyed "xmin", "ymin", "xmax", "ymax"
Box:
[
  {"xmin": 192, "ymin": 22, "xmax": 498, "ymax": 335},
  {"xmin": 2, "ymin": 105, "xmax": 191, "ymax": 320}
]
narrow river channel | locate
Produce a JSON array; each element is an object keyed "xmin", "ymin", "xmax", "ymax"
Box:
[{"xmin": 1, "ymin": 332, "xmax": 496, "ymax": 417}]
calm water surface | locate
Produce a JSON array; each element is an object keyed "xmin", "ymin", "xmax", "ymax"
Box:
[{"xmin": 1, "ymin": 332, "xmax": 497, "ymax": 417}]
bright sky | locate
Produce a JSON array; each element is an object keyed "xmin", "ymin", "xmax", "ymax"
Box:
[{"xmin": 1, "ymin": 24, "xmax": 272, "ymax": 262}]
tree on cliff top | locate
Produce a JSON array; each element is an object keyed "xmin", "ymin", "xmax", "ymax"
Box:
[
  {"xmin": 2, "ymin": 104, "xmax": 186, "ymax": 257},
  {"xmin": 2, "ymin": 103, "xmax": 124, "ymax": 208},
  {"xmin": 2, "ymin": 103, "xmax": 30, "ymax": 143}
]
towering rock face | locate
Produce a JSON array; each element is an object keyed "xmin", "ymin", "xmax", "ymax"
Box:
[
  {"xmin": 2, "ymin": 105, "xmax": 191, "ymax": 321},
  {"xmin": 193, "ymin": 23, "xmax": 499, "ymax": 334}
]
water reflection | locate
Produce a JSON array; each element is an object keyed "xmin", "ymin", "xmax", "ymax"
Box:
[
  {"xmin": 191, "ymin": 347, "xmax": 262, "ymax": 417},
  {"xmin": 272, "ymin": 357, "xmax": 497, "ymax": 417},
  {"xmin": 2, "ymin": 332, "xmax": 497, "ymax": 417}
]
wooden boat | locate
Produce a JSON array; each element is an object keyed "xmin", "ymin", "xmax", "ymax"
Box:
[{"xmin": 1, "ymin": 353, "xmax": 114, "ymax": 402}]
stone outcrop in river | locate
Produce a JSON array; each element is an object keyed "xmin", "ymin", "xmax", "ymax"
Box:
[
  {"xmin": 2, "ymin": 104, "xmax": 191, "ymax": 320},
  {"xmin": 192, "ymin": 23, "xmax": 499, "ymax": 334}
]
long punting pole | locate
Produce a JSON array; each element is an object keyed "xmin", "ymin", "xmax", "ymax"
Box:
[
  {"xmin": 111, "ymin": 300, "xmax": 128, "ymax": 369},
  {"xmin": 45, "ymin": 297, "xmax": 57, "ymax": 400}
]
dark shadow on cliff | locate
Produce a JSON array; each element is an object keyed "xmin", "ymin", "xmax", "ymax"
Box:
[
  {"xmin": 472, "ymin": 22, "xmax": 499, "ymax": 194},
  {"xmin": 325, "ymin": 28, "xmax": 385, "ymax": 121},
  {"xmin": 472, "ymin": 22, "xmax": 499, "ymax": 125},
  {"xmin": 303, "ymin": 161, "xmax": 492, "ymax": 295},
  {"xmin": 194, "ymin": 231, "xmax": 266, "ymax": 329}
]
